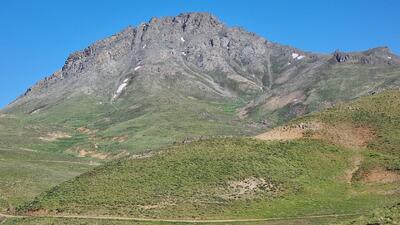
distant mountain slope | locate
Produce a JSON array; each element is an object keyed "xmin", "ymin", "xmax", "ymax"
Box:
[{"xmin": 17, "ymin": 90, "xmax": 400, "ymax": 220}]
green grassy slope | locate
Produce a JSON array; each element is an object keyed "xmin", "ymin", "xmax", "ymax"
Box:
[
  {"xmin": 25, "ymin": 93, "xmax": 260, "ymax": 155},
  {"xmin": 0, "ymin": 114, "xmax": 99, "ymax": 212},
  {"xmin": 16, "ymin": 91, "xmax": 400, "ymax": 221},
  {"xmin": 17, "ymin": 138, "xmax": 397, "ymax": 219},
  {"xmin": 331, "ymin": 203, "xmax": 400, "ymax": 225},
  {"xmin": 0, "ymin": 92, "xmax": 259, "ymax": 213},
  {"xmin": 296, "ymin": 90, "xmax": 400, "ymax": 175}
]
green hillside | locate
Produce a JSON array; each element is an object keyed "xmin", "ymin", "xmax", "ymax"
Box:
[
  {"xmin": 0, "ymin": 114, "xmax": 99, "ymax": 212},
  {"xmin": 0, "ymin": 91, "xmax": 260, "ymax": 209},
  {"xmin": 295, "ymin": 90, "xmax": 400, "ymax": 176},
  {"xmin": 13, "ymin": 91, "xmax": 399, "ymax": 222}
]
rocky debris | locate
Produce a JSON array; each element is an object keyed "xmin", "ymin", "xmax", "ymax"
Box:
[
  {"xmin": 332, "ymin": 47, "xmax": 399, "ymax": 65},
  {"xmin": 333, "ymin": 51, "xmax": 370, "ymax": 64},
  {"xmin": 181, "ymin": 136, "xmax": 208, "ymax": 144},
  {"xmin": 130, "ymin": 151, "xmax": 154, "ymax": 160},
  {"xmin": 222, "ymin": 177, "xmax": 282, "ymax": 199}
]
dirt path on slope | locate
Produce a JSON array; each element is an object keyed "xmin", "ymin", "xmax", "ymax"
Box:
[
  {"xmin": 0, "ymin": 212, "xmax": 361, "ymax": 224},
  {"xmin": 0, "ymin": 158, "xmax": 100, "ymax": 166}
]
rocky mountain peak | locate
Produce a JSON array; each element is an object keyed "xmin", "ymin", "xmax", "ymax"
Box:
[{"xmin": 6, "ymin": 12, "xmax": 400, "ymax": 115}]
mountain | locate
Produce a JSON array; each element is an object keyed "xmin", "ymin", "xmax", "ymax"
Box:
[
  {"xmin": 1, "ymin": 12, "xmax": 400, "ymax": 224},
  {"xmin": 2, "ymin": 12, "xmax": 399, "ymax": 158},
  {"xmin": 15, "ymin": 90, "xmax": 400, "ymax": 223},
  {"xmin": 5, "ymin": 12, "xmax": 400, "ymax": 120}
]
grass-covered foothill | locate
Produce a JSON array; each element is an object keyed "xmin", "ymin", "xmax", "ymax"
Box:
[
  {"xmin": 0, "ymin": 92, "xmax": 258, "ymax": 212},
  {"xmin": 14, "ymin": 91, "xmax": 400, "ymax": 222},
  {"xmin": 0, "ymin": 115, "xmax": 98, "ymax": 212},
  {"xmin": 296, "ymin": 90, "xmax": 400, "ymax": 174},
  {"xmin": 18, "ymin": 137, "xmax": 397, "ymax": 219}
]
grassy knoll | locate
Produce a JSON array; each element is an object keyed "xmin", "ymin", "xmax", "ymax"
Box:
[
  {"xmin": 295, "ymin": 90, "xmax": 400, "ymax": 175},
  {"xmin": 17, "ymin": 138, "xmax": 398, "ymax": 219}
]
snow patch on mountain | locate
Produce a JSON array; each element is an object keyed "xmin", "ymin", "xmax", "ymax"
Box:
[{"xmin": 112, "ymin": 78, "xmax": 130, "ymax": 101}]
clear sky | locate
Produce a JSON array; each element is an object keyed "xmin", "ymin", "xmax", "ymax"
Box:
[{"xmin": 0, "ymin": 0, "xmax": 399, "ymax": 109}]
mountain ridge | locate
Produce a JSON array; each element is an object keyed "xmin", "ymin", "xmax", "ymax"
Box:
[{"xmin": 6, "ymin": 12, "xmax": 400, "ymax": 117}]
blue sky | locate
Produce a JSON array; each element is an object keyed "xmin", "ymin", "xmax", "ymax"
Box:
[{"xmin": 0, "ymin": 0, "xmax": 399, "ymax": 109}]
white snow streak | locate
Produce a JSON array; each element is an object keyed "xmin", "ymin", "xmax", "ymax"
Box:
[
  {"xmin": 116, "ymin": 83, "xmax": 128, "ymax": 94},
  {"xmin": 292, "ymin": 53, "xmax": 305, "ymax": 60},
  {"xmin": 180, "ymin": 37, "xmax": 185, "ymax": 42},
  {"xmin": 297, "ymin": 55, "xmax": 305, "ymax": 60},
  {"xmin": 134, "ymin": 66, "xmax": 142, "ymax": 71},
  {"xmin": 112, "ymin": 78, "xmax": 130, "ymax": 101}
]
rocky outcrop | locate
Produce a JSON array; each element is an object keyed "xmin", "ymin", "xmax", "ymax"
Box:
[{"xmin": 332, "ymin": 47, "xmax": 399, "ymax": 65}]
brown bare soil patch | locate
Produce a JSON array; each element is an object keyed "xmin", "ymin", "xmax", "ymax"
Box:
[
  {"xmin": 77, "ymin": 148, "xmax": 110, "ymax": 160},
  {"xmin": 221, "ymin": 177, "xmax": 281, "ymax": 200},
  {"xmin": 255, "ymin": 122, "xmax": 374, "ymax": 149},
  {"xmin": 316, "ymin": 123, "xmax": 375, "ymax": 149},
  {"xmin": 255, "ymin": 122, "xmax": 320, "ymax": 141},
  {"xmin": 112, "ymin": 150, "xmax": 130, "ymax": 159},
  {"xmin": 138, "ymin": 201, "xmax": 176, "ymax": 210},
  {"xmin": 39, "ymin": 132, "xmax": 71, "ymax": 142},
  {"xmin": 25, "ymin": 209, "xmax": 50, "ymax": 216},
  {"xmin": 362, "ymin": 168, "xmax": 400, "ymax": 184},
  {"xmin": 262, "ymin": 91, "xmax": 306, "ymax": 111},
  {"xmin": 77, "ymin": 127, "xmax": 96, "ymax": 135}
]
